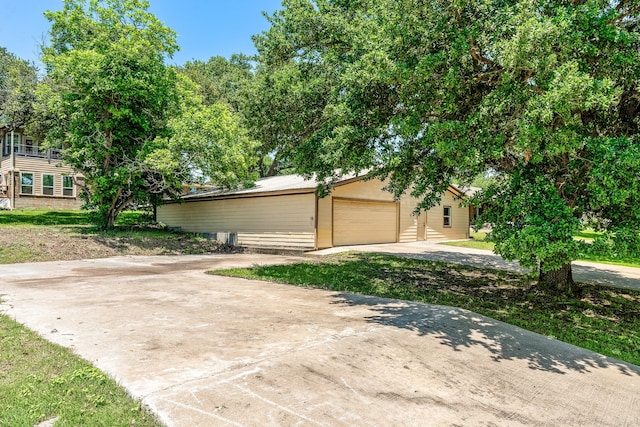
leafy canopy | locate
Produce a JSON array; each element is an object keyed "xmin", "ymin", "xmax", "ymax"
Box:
[
  {"xmin": 0, "ymin": 47, "xmax": 38, "ymax": 129},
  {"xmin": 253, "ymin": 0, "xmax": 640, "ymax": 289},
  {"xmin": 40, "ymin": 0, "xmax": 256, "ymax": 228}
]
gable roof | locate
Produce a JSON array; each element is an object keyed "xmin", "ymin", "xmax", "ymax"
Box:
[
  {"xmin": 178, "ymin": 172, "xmax": 476, "ymax": 202},
  {"xmin": 180, "ymin": 172, "xmax": 362, "ymax": 201}
]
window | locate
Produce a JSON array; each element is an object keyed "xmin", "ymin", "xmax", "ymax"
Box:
[
  {"xmin": 62, "ymin": 176, "xmax": 74, "ymax": 197},
  {"xmin": 20, "ymin": 172, "xmax": 34, "ymax": 195},
  {"xmin": 443, "ymin": 206, "xmax": 452, "ymax": 227},
  {"xmin": 25, "ymin": 139, "xmax": 34, "ymax": 155},
  {"xmin": 3, "ymin": 133, "xmax": 20, "ymax": 156},
  {"xmin": 42, "ymin": 174, "xmax": 54, "ymax": 196}
]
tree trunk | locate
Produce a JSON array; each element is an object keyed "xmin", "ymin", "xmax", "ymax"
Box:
[
  {"xmin": 538, "ymin": 262, "xmax": 576, "ymax": 294},
  {"xmin": 106, "ymin": 209, "xmax": 117, "ymax": 229}
]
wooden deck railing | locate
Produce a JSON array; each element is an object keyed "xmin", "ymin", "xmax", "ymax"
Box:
[{"xmin": 2, "ymin": 144, "xmax": 61, "ymax": 159}]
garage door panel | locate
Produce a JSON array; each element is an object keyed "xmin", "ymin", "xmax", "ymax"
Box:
[{"xmin": 333, "ymin": 199, "xmax": 397, "ymax": 246}]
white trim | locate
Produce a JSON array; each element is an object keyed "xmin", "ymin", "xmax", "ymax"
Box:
[
  {"xmin": 20, "ymin": 171, "xmax": 34, "ymax": 195},
  {"xmin": 443, "ymin": 205, "xmax": 452, "ymax": 228},
  {"xmin": 62, "ymin": 175, "xmax": 75, "ymax": 197},
  {"xmin": 42, "ymin": 173, "xmax": 55, "ymax": 196}
]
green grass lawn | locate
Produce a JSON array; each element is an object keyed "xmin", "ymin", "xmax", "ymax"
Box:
[
  {"xmin": 0, "ymin": 315, "xmax": 160, "ymax": 426},
  {"xmin": 0, "ymin": 209, "xmax": 147, "ymax": 227},
  {"xmin": 214, "ymin": 253, "xmax": 640, "ymax": 367},
  {"xmin": 443, "ymin": 232, "xmax": 495, "ymax": 250},
  {"xmin": 441, "ymin": 231, "xmax": 640, "ymax": 269}
]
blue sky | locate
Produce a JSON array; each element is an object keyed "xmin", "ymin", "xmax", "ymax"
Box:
[{"xmin": 0, "ymin": 0, "xmax": 283, "ymax": 66}]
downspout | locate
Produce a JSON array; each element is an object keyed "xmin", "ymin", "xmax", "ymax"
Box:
[{"xmin": 10, "ymin": 129, "xmax": 15, "ymax": 210}]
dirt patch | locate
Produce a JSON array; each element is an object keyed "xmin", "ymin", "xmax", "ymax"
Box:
[{"xmin": 0, "ymin": 226, "xmax": 242, "ymax": 264}]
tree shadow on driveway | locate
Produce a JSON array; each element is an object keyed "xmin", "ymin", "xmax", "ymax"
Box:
[{"xmin": 331, "ymin": 292, "xmax": 640, "ymax": 377}]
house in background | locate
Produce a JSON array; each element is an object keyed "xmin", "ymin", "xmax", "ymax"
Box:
[
  {"xmin": 0, "ymin": 126, "xmax": 82, "ymax": 210},
  {"xmin": 157, "ymin": 173, "xmax": 471, "ymax": 250}
]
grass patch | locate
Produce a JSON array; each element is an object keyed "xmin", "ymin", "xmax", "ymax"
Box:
[
  {"xmin": 0, "ymin": 314, "xmax": 160, "ymax": 426},
  {"xmin": 0, "ymin": 209, "xmax": 147, "ymax": 227},
  {"xmin": 443, "ymin": 232, "xmax": 494, "ymax": 250},
  {"xmin": 0, "ymin": 210, "xmax": 234, "ymax": 264},
  {"xmin": 441, "ymin": 231, "xmax": 640, "ymax": 268},
  {"xmin": 576, "ymin": 254, "xmax": 640, "ymax": 269},
  {"xmin": 214, "ymin": 252, "xmax": 640, "ymax": 367},
  {"xmin": 0, "ymin": 209, "xmax": 91, "ymax": 226}
]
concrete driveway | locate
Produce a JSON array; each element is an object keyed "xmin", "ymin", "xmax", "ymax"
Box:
[{"xmin": 1, "ymin": 254, "xmax": 639, "ymax": 426}]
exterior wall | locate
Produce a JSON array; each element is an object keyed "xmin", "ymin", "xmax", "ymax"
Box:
[
  {"xmin": 398, "ymin": 194, "xmax": 420, "ymax": 243},
  {"xmin": 316, "ymin": 196, "xmax": 333, "ymax": 249},
  {"xmin": 316, "ymin": 178, "xmax": 421, "ymax": 248},
  {"xmin": 158, "ymin": 177, "xmax": 470, "ymax": 250},
  {"xmin": 0, "ymin": 128, "xmax": 83, "ymax": 210},
  {"xmin": 426, "ymin": 190, "xmax": 469, "ymax": 240},
  {"xmin": 0, "ymin": 152, "xmax": 83, "ymax": 210},
  {"xmin": 158, "ymin": 193, "xmax": 316, "ymax": 248},
  {"xmin": 14, "ymin": 195, "xmax": 83, "ymax": 210}
]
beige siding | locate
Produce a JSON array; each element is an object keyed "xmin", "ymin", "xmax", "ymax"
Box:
[
  {"xmin": 416, "ymin": 211, "xmax": 427, "ymax": 241},
  {"xmin": 333, "ymin": 199, "xmax": 398, "ymax": 246},
  {"xmin": 398, "ymin": 194, "xmax": 420, "ymax": 243},
  {"xmin": 1, "ymin": 156, "xmax": 82, "ymax": 209},
  {"xmin": 237, "ymin": 233, "xmax": 314, "ymax": 248},
  {"xmin": 328, "ymin": 178, "xmax": 421, "ymax": 245},
  {"xmin": 158, "ymin": 177, "xmax": 469, "ymax": 250},
  {"xmin": 426, "ymin": 190, "xmax": 469, "ymax": 240},
  {"xmin": 158, "ymin": 193, "xmax": 316, "ymax": 248},
  {"xmin": 316, "ymin": 196, "xmax": 333, "ymax": 249},
  {"xmin": 332, "ymin": 179, "xmax": 397, "ymax": 201}
]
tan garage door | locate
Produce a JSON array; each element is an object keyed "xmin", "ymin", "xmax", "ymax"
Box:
[{"xmin": 333, "ymin": 199, "xmax": 398, "ymax": 246}]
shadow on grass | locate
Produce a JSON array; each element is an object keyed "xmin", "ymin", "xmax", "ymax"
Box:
[{"xmin": 331, "ymin": 292, "xmax": 640, "ymax": 377}]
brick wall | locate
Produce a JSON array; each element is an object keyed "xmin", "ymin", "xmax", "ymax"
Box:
[{"xmin": 14, "ymin": 195, "xmax": 83, "ymax": 210}]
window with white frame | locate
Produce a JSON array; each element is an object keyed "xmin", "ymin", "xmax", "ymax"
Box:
[
  {"xmin": 42, "ymin": 174, "xmax": 55, "ymax": 196},
  {"xmin": 20, "ymin": 172, "xmax": 34, "ymax": 195},
  {"xmin": 443, "ymin": 206, "xmax": 452, "ymax": 227},
  {"xmin": 62, "ymin": 175, "xmax": 74, "ymax": 197},
  {"xmin": 3, "ymin": 133, "xmax": 20, "ymax": 156}
]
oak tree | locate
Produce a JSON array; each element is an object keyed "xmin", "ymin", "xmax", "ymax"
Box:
[{"xmin": 253, "ymin": 0, "xmax": 640, "ymax": 292}]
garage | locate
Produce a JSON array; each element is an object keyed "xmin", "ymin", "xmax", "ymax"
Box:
[
  {"xmin": 158, "ymin": 173, "xmax": 470, "ymax": 249},
  {"xmin": 332, "ymin": 198, "xmax": 398, "ymax": 246}
]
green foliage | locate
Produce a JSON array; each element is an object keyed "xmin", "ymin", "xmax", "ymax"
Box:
[
  {"xmin": 0, "ymin": 47, "xmax": 38, "ymax": 128},
  {"xmin": 38, "ymin": 0, "xmax": 181, "ymax": 228},
  {"xmin": 178, "ymin": 54, "xmax": 254, "ymax": 111},
  {"xmin": 163, "ymin": 76, "xmax": 258, "ymax": 187},
  {"xmin": 253, "ymin": 0, "xmax": 640, "ymax": 289},
  {"xmin": 0, "ymin": 315, "xmax": 160, "ymax": 426},
  {"xmin": 176, "ymin": 54, "xmax": 296, "ymax": 177},
  {"xmin": 38, "ymin": 0, "xmax": 257, "ymax": 229}
]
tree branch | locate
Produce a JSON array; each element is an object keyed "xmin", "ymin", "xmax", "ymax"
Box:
[
  {"xmin": 468, "ymin": 36, "xmax": 497, "ymax": 68},
  {"xmin": 610, "ymin": 6, "xmax": 640, "ymax": 23}
]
